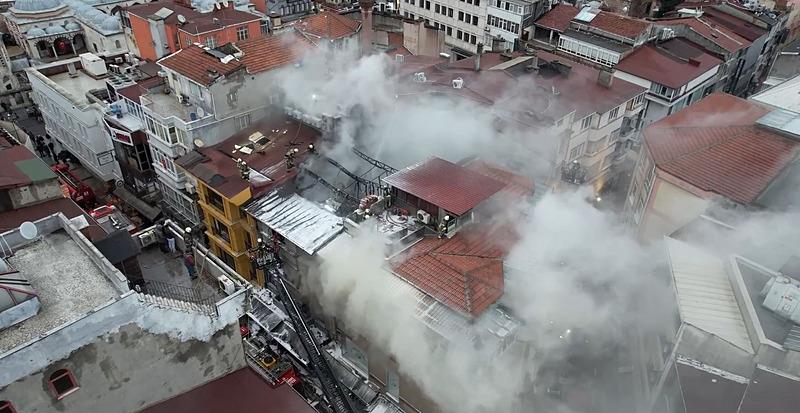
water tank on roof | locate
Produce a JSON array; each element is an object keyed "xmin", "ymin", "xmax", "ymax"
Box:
[{"xmin": 761, "ymin": 275, "xmax": 800, "ymax": 323}]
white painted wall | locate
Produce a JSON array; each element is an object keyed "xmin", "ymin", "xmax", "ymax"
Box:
[{"xmin": 639, "ymin": 176, "xmax": 710, "ymax": 241}]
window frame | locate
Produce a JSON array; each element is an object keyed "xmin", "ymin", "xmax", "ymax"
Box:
[
  {"xmin": 236, "ymin": 26, "xmax": 249, "ymax": 41},
  {"xmin": 48, "ymin": 369, "xmax": 80, "ymax": 400}
]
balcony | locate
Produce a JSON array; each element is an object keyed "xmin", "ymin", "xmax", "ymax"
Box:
[
  {"xmin": 625, "ymin": 102, "xmax": 645, "ymax": 117},
  {"xmin": 140, "ymin": 91, "xmax": 214, "ymax": 128}
]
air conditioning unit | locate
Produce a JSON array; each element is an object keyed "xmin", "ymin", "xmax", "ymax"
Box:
[
  {"xmin": 138, "ymin": 230, "xmax": 157, "ymax": 247},
  {"xmin": 178, "ymin": 94, "xmax": 190, "ymax": 104},
  {"xmin": 217, "ymin": 276, "xmax": 236, "ymax": 295},
  {"xmin": 184, "ymin": 183, "xmax": 196, "ymax": 194},
  {"xmin": 413, "ymin": 72, "xmax": 427, "ymax": 82},
  {"xmin": 416, "ymin": 209, "xmax": 431, "ymax": 224},
  {"xmin": 395, "ymin": 54, "xmax": 404, "ymax": 63},
  {"xmin": 452, "ymin": 77, "xmax": 464, "ymax": 89},
  {"xmin": 114, "ymin": 57, "xmax": 124, "ymax": 64}
]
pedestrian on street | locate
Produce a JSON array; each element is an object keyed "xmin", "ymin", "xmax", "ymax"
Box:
[
  {"xmin": 47, "ymin": 141, "xmax": 56, "ymax": 162},
  {"xmin": 165, "ymin": 232, "xmax": 176, "ymax": 254},
  {"xmin": 184, "ymin": 252, "xmax": 197, "ymax": 280}
]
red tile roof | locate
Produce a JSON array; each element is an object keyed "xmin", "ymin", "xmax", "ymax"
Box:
[
  {"xmin": 158, "ymin": 45, "xmax": 245, "ymax": 86},
  {"xmin": 141, "ymin": 368, "xmax": 316, "ymax": 413},
  {"xmin": 535, "ymin": 4, "xmax": 579, "ymax": 32},
  {"xmin": 291, "ymin": 11, "xmax": 361, "ymax": 40},
  {"xmin": 463, "ymin": 158, "xmax": 534, "ymax": 198},
  {"xmin": 644, "ymin": 93, "xmax": 800, "ymax": 204},
  {"xmin": 615, "ymin": 38, "xmax": 722, "ymax": 89},
  {"xmin": 534, "ymin": 5, "xmax": 650, "ymax": 39},
  {"xmin": 237, "ymin": 32, "xmax": 312, "ymax": 74},
  {"xmin": 383, "ymin": 158, "xmax": 505, "ymax": 215},
  {"xmin": 176, "ymin": 114, "xmax": 321, "ymax": 199},
  {"xmin": 0, "ymin": 145, "xmax": 38, "ymax": 189},
  {"xmin": 391, "ymin": 225, "xmax": 516, "ymax": 317},
  {"xmin": 656, "ymin": 17, "xmax": 751, "ymax": 52},
  {"xmin": 702, "ymin": 8, "xmax": 767, "ymax": 42},
  {"xmin": 588, "ymin": 10, "xmax": 651, "ymax": 39},
  {"xmin": 128, "ymin": 2, "xmax": 259, "ymax": 34}
]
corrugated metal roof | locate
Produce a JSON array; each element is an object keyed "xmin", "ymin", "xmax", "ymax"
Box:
[
  {"xmin": 246, "ymin": 191, "xmax": 343, "ymax": 255},
  {"xmin": 666, "ymin": 237, "xmax": 755, "ymax": 353},
  {"xmin": 751, "ymin": 75, "xmax": 800, "ymax": 113},
  {"xmin": 756, "ymin": 108, "xmax": 800, "ymax": 139}
]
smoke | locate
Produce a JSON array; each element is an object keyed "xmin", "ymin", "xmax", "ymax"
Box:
[{"xmin": 268, "ymin": 41, "xmax": 800, "ymax": 413}]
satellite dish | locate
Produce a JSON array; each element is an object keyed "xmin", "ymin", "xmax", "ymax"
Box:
[
  {"xmin": 196, "ymin": 106, "xmax": 206, "ymax": 118},
  {"xmin": 177, "ymin": 14, "xmax": 187, "ymax": 24},
  {"xmin": 19, "ymin": 221, "xmax": 38, "ymax": 240},
  {"xmin": 193, "ymin": 138, "xmax": 205, "ymax": 148}
]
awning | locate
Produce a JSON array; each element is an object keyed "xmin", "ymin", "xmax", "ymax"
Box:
[{"xmin": 113, "ymin": 186, "xmax": 162, "ymax": 222}]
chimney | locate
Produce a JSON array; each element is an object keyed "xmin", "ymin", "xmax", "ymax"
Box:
[
  {"xmin": 269, "ymin": 12, "xmax": 282, "ymax": 30},
  {"xmin": 475, "ymin": 43, "xmax": 484, "ymax": 72},
  {"xmin": 597, "ymin": 69, "xmax": 614, "ymax": 88},
  {"xmin": 359, "ymin": 0, "xmax": 375, "ymax": 56}
]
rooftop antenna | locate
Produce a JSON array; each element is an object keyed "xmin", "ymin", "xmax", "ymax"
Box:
[{"xmin": 177, "ymin": 14, "xmax": 187, "ymax": 24}]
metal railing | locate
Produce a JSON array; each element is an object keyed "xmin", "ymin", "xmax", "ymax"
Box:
[{"xmin": 139, "ymin": 279, "xmax": 218, "ymax": 317}]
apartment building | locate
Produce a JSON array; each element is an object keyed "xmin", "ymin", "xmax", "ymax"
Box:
[
  {"xmin": 623, "ymin": 93, "xmax": 800, "ymax": 241},
  {"xmin": 642, "ymin": 233, "xmax": 800, "ymax": 413},
  {"xmin": 125, "ymin": 0, "xmax": 264, "ymax": 61},
  {"xmin": 532, "ymin": 4, "xmax": 654, "ymax": 68},
  {"xmin": 0, "ymin": 212, "xmax": 249, "ymax": 413},
  {"xmin": 614, "ymin": 37, "xmax": 723, "ymax": 127},
  {"xmin": 105, "ymin": 32, "xmax": 310, "ymax": 225},
  {"xmin": 26, "ymin": 55, "xmax": 123, "ymax": 182},
  {"xmin": 398, "ymin": 0, "xmax": 547, "ymax": 56},
  {"xmin": 395, "ymin": 50, "xmax": 646, "ymax": 191},
  {"xmin": 175, "ymin": 114, "xmax": 321, "ymax": 282}
]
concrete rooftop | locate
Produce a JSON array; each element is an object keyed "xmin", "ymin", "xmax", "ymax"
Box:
[
  {"xmin": 0, "ymin": 230, "xmax": 120, "ymax": 354},
  {"xmin": 49, "ymin": 70, "xmax": 108, "ymax": 106}
]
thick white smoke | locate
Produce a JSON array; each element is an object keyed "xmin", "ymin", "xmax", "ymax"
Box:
[{"xmin": 269, "ymin": 41, "xmax": 800, "ymax": 413}]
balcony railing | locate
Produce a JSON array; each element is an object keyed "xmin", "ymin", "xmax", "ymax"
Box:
[{"xmin": 138, "ymin": 279, "xmax": 218, "ymax": 317}]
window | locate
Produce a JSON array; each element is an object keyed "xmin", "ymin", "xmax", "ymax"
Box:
[
  {"xmin": 114, "ymin": 39, "xmax": 121, "ymax": 49},
  {"xmin": 446, "ymin": 26, "xmax": 452, "ymax": 36},
  {"xmin": 206, "ymin": 189, "xmax": 225, "ymax": 212},
  {"xmin": 235, "ymin": 113, "xmax": 251, "ymax": 130},
  {"xmin": 470, "ymin": 34, "xmax": 477, "ymax": 44},
  {"xmin": 0, "ymin": 401, "xmax": 17, "ymax": 413},
  {"xmin": 237, "ymin": 26, "xmax": 249, "ymax": 41},
  {"xmin": 457, "ymin": 30, "xmax": 463, "ymax": 40},
  {"xmin": 608, "ymin": 107, "xmax": 620, "ymax": 121},
  {"xmin": 448, "ymin": 8, "xmax": 453, "ymax": 17},
  {"xmin": 425, "ymin": 0, "xmax": 430, "ymax": 9},
  {"xmin": 580, "ymin": 116, "xmax": 592, "ymax": 130},
  {"xmin": 48, "ymin": 369, "xmax": 79, "ymax": 399},
  {"xmin": 458, "ymin": 11, "xmax": 464, "ymax": 20},
  {"xmin": 472, "ymin": 15, "xmax": 478, "ymax": 25},
  {"xmin": 435, "ymin": 4, "xmax": 439, "ymax": 12},
  {"xmin": 205, "ymin": 36, "xmax": 216, "ymax": 48},
  {"xmin": 261, "ymin": 20, "xmax": 269, "ymax": 34},
  {"xmin": 213, "ymin": 218, "xmax": 230, "ymax": 243},
  {"xmin": 219, "ymin": 249, "xmax": 236, "ymax": 269},
  {"xmin": 569, "ymin": 143, "xmax": 585, "ymax": 160}
]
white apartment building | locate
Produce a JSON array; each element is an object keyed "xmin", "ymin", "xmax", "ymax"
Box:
[
  {"xmin": 27, "ymin": 55, "xmax": 122, "ymax": 182},
  {"xmin": 399, "ymin": 0, "xmax": 546, "ymax": 55},
  {"xmin": 614, "ymin": 37, "xmax": 722, "ymax": 127},
  {"xmin": 107, "ymin": 33, "xmax": 307, "ymax": 225}
]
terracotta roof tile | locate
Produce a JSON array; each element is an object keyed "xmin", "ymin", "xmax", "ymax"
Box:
[
  {"xmin": 158, "ymin": 45, "xmax": 245, "ymax": 86},
  {"xmin": 291, "ymin": 11, "xmax": 361, "ymax": 40},
  {"xmin": 391, "ymin": 226, "xmax": 515, "ymax": 317},
  {"xmin": 656, "ymin": 17, "xmax": 751, "ymax": 52},
  {"xmin": 237, "ymin": 32, "xmax": 313, "ymax": 73},
  {"xmin": 535, "ymin": 5, "xmax": 650, "ymax": 39},
  {"xmin": 615, "ymin": 38, "xmax": 722, "ymax": 89},
  {"xmin": 383, "ymin": 157, "xmax": 505, "ymax": 215},
  {"xmin": 589, "ymin": 10, "xmax": 650, "ymax": 39},
  {"xmin": 644, "ymin": 93, "xmax": 799, "ymax": 204},
  {"xmin": 534, "ymin": 4, "xmax": 579, "ymax": 32},
  {"xmin": 463, "ymin": 159, "xmax": 535, "ymax": 198}
]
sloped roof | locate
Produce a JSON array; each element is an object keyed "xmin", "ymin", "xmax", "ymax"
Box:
[
  {"xmin": 750, "ymin": 74, "xmax": 800, "ymax": 113},
  {"xmin": 534, "ymin": 5, "xmax": 649, "ymax": 39},
  {"xmin": 237, "ymin": 32, "xmax": 312, "ymax": 74},
  {"xmin": 462, "ymin": 158, "xmax": 534, "ymax": 198},
  {"xmin": 158, "ymin": 45, "xmax": 245, "ymax": 86},
  {"xmin": 644, "ymin": 93, "xmax": 799, "ymax": 204},
  {"xmin": 534, "ymin": 4, "xmax": 579, "ymax": 32},
  {"xmin": 382, "ymin": 157, "xmax": 504, "ymax": 215},
  {"xmin": 292, "ymin": 11, "xmax": 360, "ymax": 40},
  {"xmin": 615, "ymin": 37, "xmax": 722, "ymax": 89},
  {"xmin": 391, "ymin": 226, "xmax": 514, "ymax": 317},
  {"xmin": 656, "ymin": 16, "xmax": 751, "ymax": 52},
  {"xmin": 665, "ymin": 237, "xmax": 755, "ymax": 353}
]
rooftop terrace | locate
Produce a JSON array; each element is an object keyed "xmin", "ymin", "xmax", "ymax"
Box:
[{"xmin": 0, "ymin": 225, "xmax": 121, "ymax": 354}]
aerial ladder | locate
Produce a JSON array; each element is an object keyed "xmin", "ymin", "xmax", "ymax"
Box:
[
  {"xmin": 251, "ymin": 243, "xmax": 360, "ymax": 413},
  {"xmin": 51, "ymin": 163, "xmax": 96, "ymax": 210}
]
